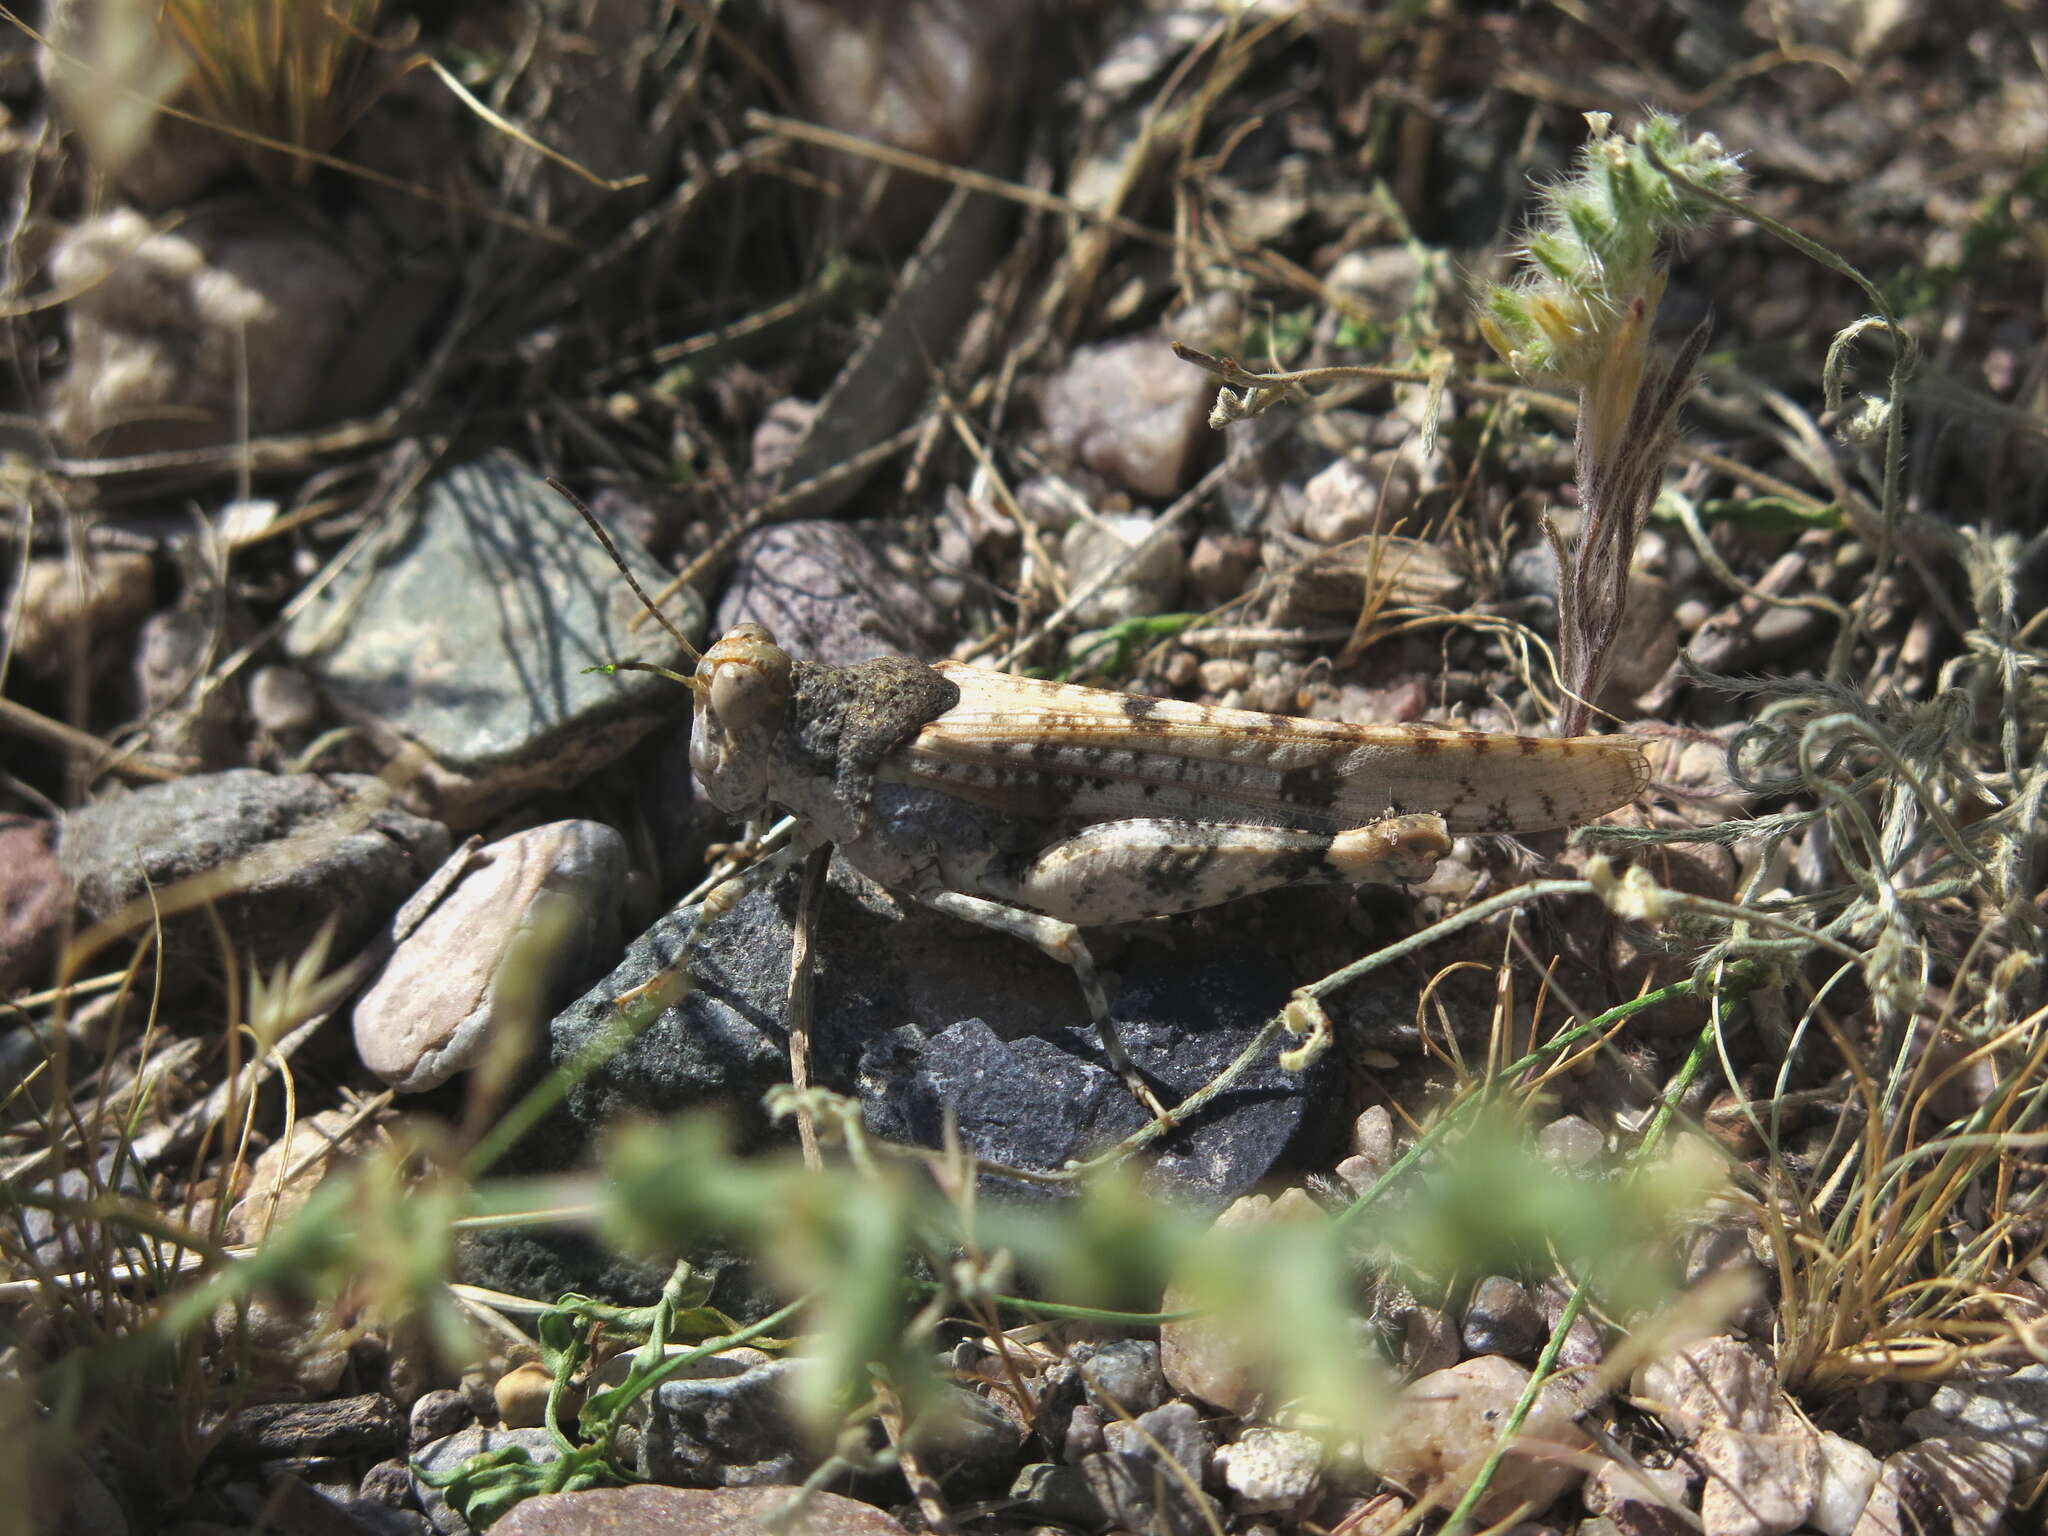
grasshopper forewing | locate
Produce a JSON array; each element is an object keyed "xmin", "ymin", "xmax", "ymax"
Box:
[{"xmin": 901, "ymin": 664, "xmax": 1649, "ymax": 840}]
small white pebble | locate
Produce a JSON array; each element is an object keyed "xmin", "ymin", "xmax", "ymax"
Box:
[{"xmin": 1217, "ymin": 1427, "xmax": 1323, "ymax": 1514}]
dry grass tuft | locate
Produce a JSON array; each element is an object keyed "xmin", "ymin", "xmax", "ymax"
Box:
[{"xmin": 157, "ymin": 0, "xmax": 402, "ymax": 180}]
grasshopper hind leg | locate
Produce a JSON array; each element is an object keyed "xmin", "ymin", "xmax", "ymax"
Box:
[
  {"xmin": 919, "ymin": 889, "xmax": 1173, "ymax": 1124},
  {"xmin": 977, "ymin": 814, "xmax": 1451, "ymax": 925}
]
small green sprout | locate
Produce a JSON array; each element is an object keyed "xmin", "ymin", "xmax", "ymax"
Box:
[{"xmin": 1477, "ymin": 112, "xmax": 1745, "ymax": 389}]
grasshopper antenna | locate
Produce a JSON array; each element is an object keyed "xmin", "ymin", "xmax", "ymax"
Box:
[{"xmin": 547, "ymin": 477, "xmax": 706, "ymax": 687}]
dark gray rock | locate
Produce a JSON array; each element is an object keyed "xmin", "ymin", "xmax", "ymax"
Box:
[
  {"xmin": 215, "ymin": 1394, "xmax": 403, "ymax": 1460},
  {"xmin": 281, "ymin": 451, "xmax": 702, "ymax": 828},
  {"xmin": 1682, "ymin": 1222, "xmax": 1770, "ymax": 1334},
  {"xmin": 1503, "ymin": 540, "xmax": 1561, "ymax": 632},
  {"xmin": 1397, "ymin": 1303, "xmax": 1459, "ymax": 1380},
  {"xmin": 1082, "ymin": 1400, "xmax": 1220, "ymax": 1536},
  {"xmin": 1061, "ymin": 1403, "xmax": 1105, "ymax": 1464},
  {"xmin": 135, "ymin": 602, "xmax": 246, "ymax": 769},
  {"xmin": 915, "ymin": 1384, "xmax": 1024, "ymax": 1489},
  {"xmin": 1073, "ymin": 1340, "xmax": 1169, "ymax": 1419},
  {"xmin": 1008, "ymin": 1463, "xmax": 1107, "ymax": 1527},
  {"xmin": 259, "ymin": 1477, "xmax": 430, "ymax": 1536},
  {"xmin": 631, "ymin": 717, "xmax": 711, "ymax": 900},
  {"xmin": 59, "ymin": 769, "xmax": 449, "ymax": 971},
  {"xmin": 28, "ymin": 1449, "xmax": 129, "ymax": 1536},
  {"xmin": 1536, "ymin": 1276, "xmax": 1608, "ymax": 1406},
  {"xmin": 551, "ymin": 853, "xmax": 1332, "ymax": 1201},
  {"xmin": 872, "ymin": 981, "xmax": 1320, "ymax": 1199},
  {"xmin": 1026, "ymin": 1360, "xmax": 1083, "ymax": 1461},
  {"xmin": 550, "ymin": 877, "xmax": 870, "ymax": 1132},
  {"xmin": 451, "ymin": 1226, "xmax": 672, "ymax": 1312},
  {"xmin": 865, "ymin": 1021, "xmax": 1132, "ymax": 1183},
  {"xmin": 359, "ymin": 1459, "xmax": 416, "ymax": 1510},
  {"xmin": 339, "ymin": 1504, "xmax": 432, "ymax": 1536},
  {"xmin": 1461, "ymin": 1275, "xmax": 1543, "ymax": 1359},
  {"xmin": 640, "ymin": 1358, "xmax": 812, "ymax": 1488},
  {"xmin": 716, "ymin": 522, "xmax": 944, "ymax": 667}
]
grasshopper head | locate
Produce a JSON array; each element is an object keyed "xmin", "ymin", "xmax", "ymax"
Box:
[{"xmin": 689, "ymin": 623, "xmax": 793, "ymax": 819}]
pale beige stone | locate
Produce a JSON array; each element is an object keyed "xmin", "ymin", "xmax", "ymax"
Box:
[
  {"xmin": 1631, "ymin": 1335, "xmax": 1777, "ymax": 1437},
  {"xmin": 1810, "ymin": 1430, "xmax": 1880, "ymax": 1536},
  {"xmin": 225, "ymin": 1107, "xmax": 370, "ymax": 1245},
  {"xmin": 352, "ymin": 820, "xmax": 624, "ymax": 1091},
  {"xmin": 1043, "ymin": 334, "xmax": 1215, "ymax": 500},
  {"xmin": 1365, "ymin": 1355, "xmax": 1591, "ymax": 1523},
  {"xmin": 1696, "ymin": 1418, "xmax": 1821, "ymax": 1536},
  {"xmin": 8, "ymin": 552, "xmax": 154, "ymax": 678},
  {"xmin": 494, "ymin": 1362, "xmax": 563, "ymax": 1430},
  {"xmin": 493, "ymin": 1484, "xmax": 910, "ymax": 1536},
  {"xmin": 1159, "ymin": 1194, "xmax": 1270, "ymax": 1415},
  {"xmin": 1216, "ymin": 1427, "xmax": 1323, "ymax": 1514},
  {"xmin": 48, "ymin": 206, "xmax": 368, "ymax": 451}
]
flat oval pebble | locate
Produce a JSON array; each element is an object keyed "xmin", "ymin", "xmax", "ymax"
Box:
[{"xmin": 354, "ymin": 820, "xmax": 626, "ymax": 1092}]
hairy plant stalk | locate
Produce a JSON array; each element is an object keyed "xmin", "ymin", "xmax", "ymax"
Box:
[{"xmin": 1551, "ymin": 314, "xmax": 1712, "ymax": 734}]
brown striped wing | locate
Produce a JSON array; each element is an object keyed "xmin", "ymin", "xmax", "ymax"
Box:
[{"xmin": 875, "ymin": 664, "xmax": 1649, "ymax": 835}]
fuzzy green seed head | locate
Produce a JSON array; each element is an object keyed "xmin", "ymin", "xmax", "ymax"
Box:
[{"xmin": 1479, "ymin": 112, "xmax": 1745, "ymax": 384}]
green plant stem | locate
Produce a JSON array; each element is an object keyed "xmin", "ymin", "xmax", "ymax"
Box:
[
  {"xmin": 1639, "ymin": 139, "xmax": 1916, "ymax": 667},
  {"xmin": 906, "ymin": 1279, "xmax": 1199, "ymax": 1326}
]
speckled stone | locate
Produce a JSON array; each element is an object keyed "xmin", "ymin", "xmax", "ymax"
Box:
[{"xmin": 282, "ymin": 451, "xmax": 702, "ymax": 827}]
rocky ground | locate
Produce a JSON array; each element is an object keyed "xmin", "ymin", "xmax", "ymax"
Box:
[{"xmin": 4, "ymin": 2, "xmax": 2047, "ymax": 1535}]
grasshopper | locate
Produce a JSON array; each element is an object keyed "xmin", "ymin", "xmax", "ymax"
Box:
[{"xmin": 559, "ymin": 486, "xmax": 1649, "ymax": 1117}]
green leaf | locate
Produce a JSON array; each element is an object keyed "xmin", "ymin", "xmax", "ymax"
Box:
[
  {"xmin": 416, "ymin": 1444, "xmax": 616, "ymax": 1530},
  {"xmin": 1058, "ymin": 614, "xmax": 1204, "ymax": 682},
  {"xmin": 1666, "ymin": 496, "xmax": 1845, "ymax": 532}
]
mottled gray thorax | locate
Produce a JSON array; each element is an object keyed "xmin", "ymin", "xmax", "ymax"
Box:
[{"xmin": 775, "ymin": 656, "xmax": 961, "ymax": 837}]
